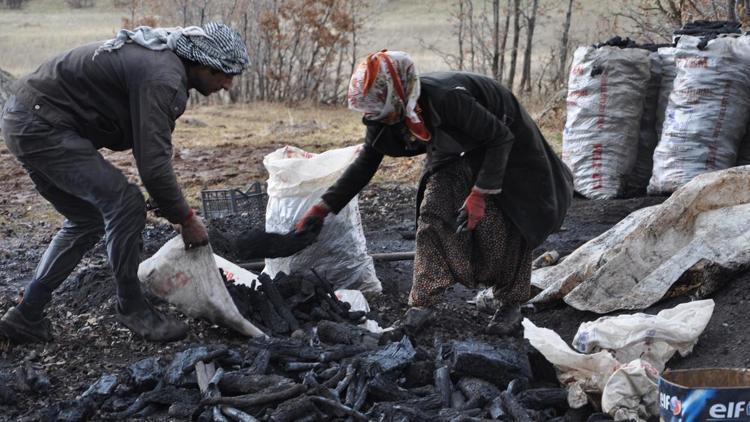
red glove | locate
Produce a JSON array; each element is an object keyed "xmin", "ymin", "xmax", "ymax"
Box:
[
  {"xmin": 295, "ymin": 203, "xmax": 330, "ymax": 233},
  {"xmin": 456, "ymin": 188, "xmax": 486, "ymax": 232}
]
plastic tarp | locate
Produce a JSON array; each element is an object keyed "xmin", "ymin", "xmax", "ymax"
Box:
[
  {"xmin": 138, "ymin": 236, "xmax": 265, "ymax": 337},
  {"xmin": 524, "ymin": 300, "xmax": 713, "ymax": 420},
  {"xmin": 562, "ymin": 46, "xmax": 651, "ymax": 199},
  {"xmin": 649, "ymin": 35, "xmax": 750, "ymax": 194},
  {"xmin": 572, "ymin": 300, "xmax": 714, "ymax": 372},
  {"xmin": 530, "ymin": 166, "xmax": 750, "ymax": 313},
  {"xmin": 262, "ymin": 145, "xmax": 381, "ymax": 293}
]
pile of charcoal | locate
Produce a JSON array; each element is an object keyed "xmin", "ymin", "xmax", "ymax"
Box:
[
  {"xmin": 222, "ymin": 271, "xmax": 369, "ymax": 336},
  {"xmin": 6, "ymin": 324, "xmax": 617, "ymax": 422}
]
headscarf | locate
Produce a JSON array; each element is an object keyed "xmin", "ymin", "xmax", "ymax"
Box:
[
  {"xmin": 93, "ymin": 22, "xmax": 249, "ymax": 75},
  {"xmin": 348, "ymin": 50, "xmax": 430, "ymax": 141}
]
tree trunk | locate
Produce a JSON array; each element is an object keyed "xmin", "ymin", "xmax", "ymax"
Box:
[
  {"xmin": 728, "ymin": 0, "xmax": 737, "ymax": 20},
  {"xmin": 457, "ymin": 0, "xmax": 466, "ymax": 70},
  {"xmin": 556, "ymin": 0, "xmax": 574, "ymax": 87},
  {"xmin": 520, "ymin": 0, "xmax": 538, "ymax": 92},
  {"xmin": 492, "ymin": 0, "xmax": 500, "ymax": 79},
  {"xmin": 467, "ymin": 0, "xmax": 476, "ymax": 70},
  {"xmin": 506, "ymin": 0, "xmax": 521, "ymax": 90},
  {"xmin": 499, "ymin": 0, "xmax": 511, "ymax": 81}
]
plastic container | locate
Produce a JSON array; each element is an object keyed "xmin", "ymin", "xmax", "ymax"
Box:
[
  {"xmin": 201, "ymin": 182, "xmax": 267, "ymax": 220},
  {"xmin": 659, "ymin": 368, "xmax": 750, "ymax": 421}
]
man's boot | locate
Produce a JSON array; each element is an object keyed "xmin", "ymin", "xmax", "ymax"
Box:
[
  {"xmin": 116, "ymin": 301, "xmax": 188, "ymax": 343},
  {"xmin": 0, "ymin": 307, "xmax": 53, "ymax": 344}
]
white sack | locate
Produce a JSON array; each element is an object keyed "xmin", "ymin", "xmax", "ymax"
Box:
[
  {"xmin": 601, "ymin": 360, "xmax": 660, "ymax": 422},
  {"xmin": 562, "ymin": 46, "xmax": 651, "ymax": 199},
  {"xmin": 649, "ymin": 36, "xmax": 750, "ymax": 194},
  {"xmin": 523, "ymin": 318, "xmax": 620, "ymax": 408},
  {"xmin": 138, "ymin": 236, "xmax": 265, "ymax": 337},
  {"xmin": 572, "ymin": 300, "xmax": 715, "ymax": 371},
  {"xmin": 263, "ymin": 145, "xmax": 381, "ymax": 293},
  {"xmin": 654, "ymin": 47, "xmax": 677, "ymax": 142},
  {"xmin": 530, "ymin": 166, "xmax": 750, "ymax": 313},
  {"xmin": 628, "ymin": 51, "xmax": 663, "ymax": 193}
]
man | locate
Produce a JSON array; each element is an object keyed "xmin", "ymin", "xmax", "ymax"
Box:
[{"xmin": 0, "ymin": 22, "xmax": 249, "ymax": 343}]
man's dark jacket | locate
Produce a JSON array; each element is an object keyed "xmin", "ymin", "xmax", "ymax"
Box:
[
  {"xmin": 321, "ymin": 72, "xmax": 573, "ymax": 248},
  {"xmin": 11, "ymin": 42, "xmax": 190, "ymax": 224}
]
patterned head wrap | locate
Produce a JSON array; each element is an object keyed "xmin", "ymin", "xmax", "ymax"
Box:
[
  {"xmin": 348, "ymin": 50, "xmax": 430, "ymax": 141},
  {"xmin": 94, "ymin": 22, "xmax": 249, "ymax": 75}
]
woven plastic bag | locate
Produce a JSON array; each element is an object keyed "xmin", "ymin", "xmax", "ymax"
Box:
[
  {"xmin": 562, "ymin": 46, "xmax": 651, "ymax": 199},
  {"xmin": 262, "ymin": 145, "xmax": 381, "ymax": 293},
  {"xmin": 649, "ymin": 35, "xmax": 750, "ymax": 194}
]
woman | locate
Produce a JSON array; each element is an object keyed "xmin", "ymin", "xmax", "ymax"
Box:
[{"xmin": 296, "ymin": 50, "xmax": 573, "ymax": 324}]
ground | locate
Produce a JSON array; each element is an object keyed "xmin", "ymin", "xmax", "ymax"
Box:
[{"xmin": 0, "ymin": 104, "xmax": 749, "ymax": 421}]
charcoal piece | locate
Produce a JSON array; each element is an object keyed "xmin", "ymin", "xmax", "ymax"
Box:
[
  {"xmin": 248, "ymin": 348, "xmax": 270, "ymax": 375},
  {"xmin": 128, "ymin": 357, "xmax": 163, "ymax": 391},
  {"xmin": 81, "ymin": 373, "xmax": 118, "ymax": 402},
  {"xmin": 537, "ymin": 408, "xmax": 560, "ymax": 420},
  {"xmin": 403, "ymin": 307, "xmax": 433, "ymax": 334},
  {"xmin": 213, "ymin": 406, "xmax": 230, "ymax": 422},
  {"xmin": 489, "ymin": 395, "xmax": 505, "ymax": 419},
  {"xmin": 134, "ymin": 403, "xmax": 160, "ymax": 418},
  {"xmin": 15, "ymin": 361, "xmax": 51, "ymax": 395},
  {"xmin": 434, "ymin": 365, "xmax": 452, "ymax": 408},
  {"xmin": 367, "ymin": 374, "xmax": 414, "ymax": 402},
  {"xmin": 367, "ymin": 402, "xmax": 432, "ymax": 421},
  {"xmin": 359, "ymin": 336, "xmax": 416, "ymax": 377},
  {"xmin": 165, "ymin": 346, "xmax": 228, "ymax": 385},
  {"xmin": 247, "ymin": 288, "xmax": 288, "ymax": 335},
  {"xmin": 316, "ymin": 365, "xmax": 341, "ymax": 381},
  {"xmin": 451, "ymin": 390, "xmax": 466, "ymax": 409},
  {"xmin": 409, "ymin": 385, "xmax": 436, "ymax": 396},
  {"xmin": 292, "ymin": 309, "xmax": 311, "ymax": 322},
  {"xmin": 168, "ymin": 402, "xmax": 195, "ymax": 418},
  {"xmin": 219, "ymin": 371, "xmax": 293, "ymax": 395},
  {"xmin": 321, "ymin": 366, "xmax": 346, "ymax": 389},
  {"xmin": 319, "ymin": 344, "xmax": 371, "ymax": 362},
  {"xmin": 220, "ymin": 405, "xmax": 259, "ymax": 422},
  {"xmin": 345, "ymin": 372, "xmax": 365, "ymax": 406},
  {"xmin": 334, "ymin": 364, "xmax": 356, "ymax": 397},
  {"xmin": 108, "ymin": 385, "xmax": 201, "ymax": 419},
  {"xmin": 217, "ymin": 349, "xmax": 245, "ymax": 368},
  {"xmin": 284, "ymin": 362, "xmax": 321, "ymax": 372},
  {"xmin": 527, "ymin": 347, "xmax": 559, "ymax": 385},
  {"xmin": 506, "ymin": 378, "xmax": 528, "ymax": 395},
  {"xmin": 546, "ymin": 418, "xmax": 568, "ymax": 422},
  {"xmin": 256, "ymin": 337, "xmax": 318, "ymax": 361},
  {"xmin": 0, "ymin": 371, "xmax": 17, "ymax": 405},
  {"xmin": 457, "ymin": 378, "xmax": 501, "ymax": 408},
  {"xmin": 309, "ymin": 396, "xmax": 369, "ymax": 421},
  {"xmin": 259, "ymin": 273, "xmax": 299, "ymax": 332},
  {"xmin": 404, "ymin": 360, "xmax": 435, "ymax": 388},
  {"xmin": 347, "ymin": 311, "xmax": 367, "ymax": 322},
  {"xmin": 272, "ymin": 273, "xmax": 304, "ymax": 298},
  {"xmin": 316, "ymin": 320, "xmax": 379, "ymax": 347},
  {"xmin": 270, "ymin": 395, "xmax": 321, "ymax": 422},
  {"xmin": 499, "ymin": 391, "xmax": 533, "ymax": 422},
  {"xmin": 203, "ymin": 383, "xmax": 307, "ymax": 409},
  {"xmin": 517, "ymin": 387, "xmax": 569, "ymax": 411},
  {"xmin": 437, "ymin": 408, "xmax": 485, "ymax": 420},
  {"xmin": 448, "ymin": 341, "xmax": 532, "ymax": 388},
  {"xmin": 55, "ymin": 398, "xmax": 97, "ymax": 422}
]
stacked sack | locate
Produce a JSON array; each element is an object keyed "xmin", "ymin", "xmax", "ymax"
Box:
[
  {"xmin": 562, "ymin": 44, "xmax": 651, "ymax": 199},
  {"xmin": 648, "ymin": 35, "xmax": 750, "ymax": 194}
]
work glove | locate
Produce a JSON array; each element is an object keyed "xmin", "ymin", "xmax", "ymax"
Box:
[
  {"xmin": 456, "ymin": 188, "xmax": 486, "ymax": 232},
  {"xmin": 295, "ymin": 202, "xmax": 330, "ymax": 234}
]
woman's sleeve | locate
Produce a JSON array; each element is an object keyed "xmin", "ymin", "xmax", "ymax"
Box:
[
  {"xmin": 438, "ymin": 89, "xmax": 515, "ymax": 193},
  {"xmin": 320, "ymin": 143, "xmax": 384, "ymax": 213}
]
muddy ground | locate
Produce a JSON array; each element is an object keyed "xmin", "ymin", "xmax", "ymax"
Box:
[{"xmin": 1, "ymin": 166, "xmax": 750, "ymax": 419}]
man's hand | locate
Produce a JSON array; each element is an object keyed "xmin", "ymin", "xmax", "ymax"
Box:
[
  {"xmin": 179, "ymin": 210, "xmax": 209, "ymax": 249},
  {"xmin": 295, "ymin": 202, "xmax": 330, "ymax": 233},
  {"xmin": 456, "ymin": 188, "xmax": 486, "ymax": 232}
]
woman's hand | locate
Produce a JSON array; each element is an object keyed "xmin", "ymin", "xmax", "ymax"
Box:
[{"xmin": 456, "ymin": 188, "xmax": 486, "ymax": 232}]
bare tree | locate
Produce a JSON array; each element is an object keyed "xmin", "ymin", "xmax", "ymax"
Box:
[
  {"xmin": 499, "ymin": 0, "xmax": 511, "ymax": 80},
  {"xmin": 728, "ymin": 0, "xmax": 737, "ymax": 20},
  {"xmin": 519, "ymin": 0, "xmax": 538, "ymax": 92},
  {"xmin": 506, "ymin": 0, "xmax": 521, "ymax": 90},
  {"xmin": 555, "ymin": 0, "xmax": 574, "ymax": 87}
]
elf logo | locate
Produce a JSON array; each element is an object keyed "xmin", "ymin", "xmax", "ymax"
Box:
[
  {"xmin": 709, "ymin": 401, "xmax": 750, "ymax": 419},
  {"xmin": 660, "ymin": 393, "xmax": 682, "ymax": 416}
]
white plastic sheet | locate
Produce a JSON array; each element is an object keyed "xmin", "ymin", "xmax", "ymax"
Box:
[
  {"xmin": 649, "ymin": 35, "xmax": 750, "ymax": 194},
  {"xmin": 531, "ymin": 166, "xmax": 750, "ymax": 313},
  {"xmin": 573, "ymin": 300, "xmax": 715, "ymax": 372},
  {"xmin": 601, "ymin": 360, "xmax": 660, "ymax": 422},
  {"xmin": 523, "ymin": 318, "xmax": 620, "ymax": 408},
  {"xmin": 563, "ymin": 46, "xmax": 651, "ymax": 199},
  {"xmin": 263, "ymin": 145, "xmax": 381, "ymax": 293},
  {"xmin": 138, "ymin": 236, "xmax": 265, "ymax": 337}
]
